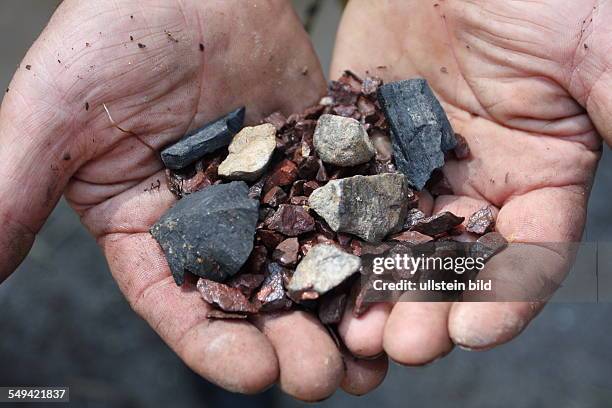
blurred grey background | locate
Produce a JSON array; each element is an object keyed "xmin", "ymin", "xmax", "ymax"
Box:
[{"xmin": 0, "ymin": 1, "xmax": 611, "ymax": 407}]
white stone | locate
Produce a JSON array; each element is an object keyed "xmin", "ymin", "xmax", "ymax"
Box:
[
  {"xmin": 313, "ymin": 114, "xmax": 376, "ymax": 167},
  {"xmin": 287, "ymin": 244, "xmax": 361, "ymax": 297},
  {"xmin": 218, "ymin": 123, "xmax": 276, "ymax": 181}
]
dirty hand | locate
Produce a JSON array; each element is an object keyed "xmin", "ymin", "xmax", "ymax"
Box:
[
  {"xmin": 0, "ymin": 0, "xmax": 386, "ymax": 400},
  {"xmin": 331, "ymin": 0, "xmax": 603, "ymax": 363}
]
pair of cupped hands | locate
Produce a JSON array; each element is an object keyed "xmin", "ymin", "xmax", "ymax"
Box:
[{"xmin": 0, "ymin": 0, "xmax": 609, "ymax": 401}]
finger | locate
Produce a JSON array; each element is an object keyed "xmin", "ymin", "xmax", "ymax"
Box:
[
  {"xmin": 341, "ymin": 351, "xmax": 388, "ymax": 396},
  {"xmin": 251, "ymin": 311, "xmax": 344, "ymax": 402},
  {"xmin": 338, "ymin": 302, "xmax": 391, "ymax": 358},
  {"xmin": 384, "ymin": 301, "xmax": 453, "ymax": 365},
  {"xmin": 91, "ymin": 174, "xmax": 279, "ymax": 394},
  {"xmin": 449, "ymin": 186, "xmax": 587, "ymax": 349},
  {"xmin": 0, "ymin": 68, "xmax": 79, "ymax": 281},
  {"xmin": 374, "ymin": 195, "xmax": 491, "ymax": 364}
]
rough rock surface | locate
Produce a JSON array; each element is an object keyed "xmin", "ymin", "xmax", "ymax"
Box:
[
  {"xmin": 318, "ymin": 292, "xmax": 348, "ymax": 325},
  {"xmin": 161, "ymin": 107, "xmax": 245, "ymax": 170},
  {"xmin": 218, "ymin": 123, "xmax": 276, "ymax": 181},
  {"xmin": 377, "ymin": 79, "xmax": 456, "ymax": 189},
  {"xmin": 255, "ymin": 263, "xmax": 293, "ymax": 311},
  {"xmin": 313, "ymin": 114, "xmax": 376, "ymax": 167},
  {"xmin": 197, "ymin": 278, "xmax": 259, "ymax": 314},
  {"xmin": 411, "ymin": 211, "xmax": 465, "ymax": 237},
  {"xmin": 265, "ymin": 204, "xmax": 315, "ymax": 236},
  {"xmin": 150, "ymin": 181, "xmax": 258, "ymax": 285},
  {"xmin": 466, "ymin": 206, "xmax": 496, "ymax": 235},
  {"xmin": 308, "ymin": 173, "xmax": 410, "ymax": 242},
  {"xmin": 471, "ymin": 232, "xmax": 508, "ymax": 260},
  {"xmin": 287, "ymin": 244, "xmax": 361, "ymax": 299}
]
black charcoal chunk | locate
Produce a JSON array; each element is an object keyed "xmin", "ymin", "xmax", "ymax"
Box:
[
  {"xmin": 150, "ymin": 181, "xmax": 258, "ymax": 285},
  {"xmin": 377, "ymin": 79, "xmax": 456, "ymax": 190},
  {"xmin": 161, "ymin": 107, "xmax": 245, "ymax": 170}
]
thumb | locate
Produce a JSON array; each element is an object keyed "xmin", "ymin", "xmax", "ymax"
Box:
[
  {"xmin": 0, "ymin": 64, "xmax": 78, "ymax": 281},
  {"xmin": 566, "ymin": 5, "xmax": 612, "ymax": 147}
]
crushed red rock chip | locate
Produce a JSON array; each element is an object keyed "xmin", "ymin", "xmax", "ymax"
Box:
[
  {"xmin": 454, "ymin": 133, "xmax": 470, "ymax": 159},
  {"xmin": 390, "ymin": 230, "xmax": 434, "ymax": 244},
  {"xmin": 411, "ymin": 212, "xmax": 465, "ymax": 237},
  {"xmin": 264, "ymin": 159, "xmax": 298, "ymax": 192},
  {"xmin": 262, "ymin": 186, "xmax": 288, "ymax": 207},
  {"xmin": 466, "ymin": 206, "xmax": 496, "ymax": 235},
  {"xmin": 197, "ymin": 278, "xmax": 259, "ymax": 314},
  {"xmin": 265, "ymin": 204, "xmax": 315, "ymax": 236},
  {"xmin": 273, "ymin": 237, "xmax": 300, "ymax": 266},
  {"xmin": 255, "ymin": 263, "xmax": 293, "ymax": 311},
  {"xmin": 227, "ymin": 273, "xmax": 266, "ymax": 297}
]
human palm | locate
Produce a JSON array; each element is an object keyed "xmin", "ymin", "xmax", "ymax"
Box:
[
  {"xmin": 331, "ymin": 0, "xmax": 603, "ymax": 364},
  {"xmin": 0, "ymin": 0, "xmax": 391, "ymax": 401}
]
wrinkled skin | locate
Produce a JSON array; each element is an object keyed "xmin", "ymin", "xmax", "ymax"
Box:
[
  {"xmin": 0, "ymin": 0, "xmax": 388, "ymax": 401},
  {"xmin": 1, "ymin": 0, "xmax": 610, "ymax": 400},
  {"xmin": 331, "ymin": 0, "xmax": 607, "ymax": 365}
]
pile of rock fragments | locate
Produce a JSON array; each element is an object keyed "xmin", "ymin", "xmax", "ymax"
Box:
[{"xmin": 150, "ymin": 71, "xmax": 507, "ymax": 323}]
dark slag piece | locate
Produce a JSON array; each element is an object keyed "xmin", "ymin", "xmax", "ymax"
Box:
[
  {"xmin": 197, "ymin": 278, "xmax": 259, "ymax": 314},
  {"xmin": 471, "ymin": 232, "xmax": 508, "ymax": 260},
  {"xmin": 466, "ymin": 206, "xmax": 496, "ymax": 235},
  {"xmin": 410, "ymin": 211, "xmax": 465, "ymax": 237},
  {"xmin": 161, "ymin": 107, "xmax": 245, "ymax": 170},
  {"xmin": 377, "ymin": 79, "xmax": 457, "ymax": 189},
  {"xmin": 318, "ymin": 292, "xmax": 348, "ymax": 325},
  {"xmin": 150, "ymin": 181, "xmax": 258, "ymax": 285}
]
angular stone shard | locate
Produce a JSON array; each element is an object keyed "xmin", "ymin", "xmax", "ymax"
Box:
[
  {"xmin": 471, "ymin": 232, "xmax": 508, "ymax": 260},
  {"xmin": 197, "ymin": 278, "xmax": 259, "ymax": 314},
  {"xmin": 272, "ymin": 238, "xmax": 300, "ymax": 266},
  {"xmin": 227, "ymin": 273, "xmax": 265, "ymax": 297},
  {"xmin": 150, "ymin": 181, "xmax": 258, "ymax": 285},
  {"xmin": 161, "ymin": 107, "xmax": 245, "ymax": 170},
  {"xmin": 377, "ymin": 79, "xmax": 456, "ymax": 189},
  {"xmin": 287, "ymin": 244, "xmax": 361, "ymax": 300},
  {"xmin": 308, "ymin": 174, "xmax": 410, "ymax": 243},
  {"xmin": 313, "ymin": 114, "xmax": 376, "ymax": 167},
  {"xmin": 390, "ymin": 230, "xmax": 434, "ymax": 245},
  {"xmin": 318, "ymin": 292, "xmax": 348, "ymax": 325},
  {"xmin": 403, "ymin": 208, "xmax": 426, "ymax": 229},
  {"xmin": 218, "ymin": 123, "xmax": 276, "ymax": 181},
  {"xmin": 410, "ymin": 211, "xmax": 464, "ymax": 237},
  {"xmin": 466, "ymin": 206, "xmax": 496, "ymax": 235},
  {"xmin": 265, "ymin": 204, "xmax": 315, "ymax": 237},
  {"xmin": 255, "ymin": 263, "xmax": 293, "ymax": 311}
]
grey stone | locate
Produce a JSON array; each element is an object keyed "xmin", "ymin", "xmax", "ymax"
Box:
[
  {"xmin": 150, "ymin": 181, "xmax": 258, "ymax": 285},
  {"xmin": 308, "ymin": 173, "xmax": 410, "ymax": 243},
  {"xmin": 287, "ymin": 244, "xmax": 361, "ymax": 299},
  {"xmin": 218, "ymin": 123, "xmax": 276, "ymax": 181},
  {"xmin": 313, "ymin": 114, "xmax": 376, "ymax": 167},
  {"xmin": 160, "ymin": 107, "xmax": 245, "ymax": 170},
  {"xmin": 377, "ymin": 79, "xmax": 457, "ymax": 189}
]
